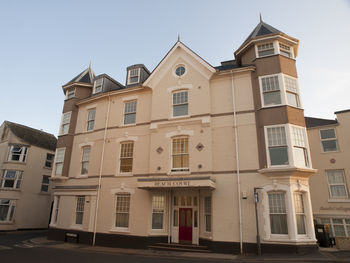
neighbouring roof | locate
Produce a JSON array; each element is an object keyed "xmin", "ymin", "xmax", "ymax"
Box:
[
  {"xmin": 64, "ymin": 67, "xmax": 95, "ymax": 86},
  {"xmin": 305, "ymin": 117, "xmax": 338, "ymax": 128},
  {"xmin": 215, "ymin": 60, "xmax": 240, "ymax": 71},
  {"xmin": 4, "ymin": 121, "xmax": 57, "ymax": 151},
  {"xmin": 335, "ymin": 109, "xmax": 350, "ymax": 114}
]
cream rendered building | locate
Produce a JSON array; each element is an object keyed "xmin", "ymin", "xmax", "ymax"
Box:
[
  {"xmin": 0, "ymin": 121, "xmax": 57, "ymax": 230},
  {"xmin": 306, "ymin": 110, "xmax": 350, "ymax": 238},
  {"xmin": 49, "ymin": 20, "xmax": 318, "ymax": 253}
]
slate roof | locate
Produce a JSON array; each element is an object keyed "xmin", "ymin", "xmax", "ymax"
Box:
[
  {"xmin": 64, "ymin": 67, "xmax": 95, "ymax": 86},
  {"xmin": 335, "ymin": 109, "xmax": 350, "ymax": 114},
  {"xmin": 304, "ymin": 117, "xmax": 338, "ymax": 128},
  {"xmin": 243, "ymin": 20, "xmax": 283, "ymax": 44},
  {"xmin": 4, "ymin": 121, "xmax": 57, "ymax": 151}
]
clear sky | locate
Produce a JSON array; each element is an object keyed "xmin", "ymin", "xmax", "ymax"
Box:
[{"xmin": 1, "ymin": 0, "xmax": 349, "ymax": 136}]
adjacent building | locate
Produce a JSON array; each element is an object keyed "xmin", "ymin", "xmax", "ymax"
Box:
[
  {"xmin": 0, "ymin": 121, "xmax": 57, "ymax": 230},
  {"xmin": 306, "ymin": 110, "xmax": 350, "ymax": 238},
  {"xmin": 49, "ymin": 19, "xmax": 318, "ymax": 253}
]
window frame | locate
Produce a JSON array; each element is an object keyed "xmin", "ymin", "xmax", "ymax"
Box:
[
  {"xmin": 320, "ymin": 128, "xmax": 339, "ymax": 152},
  {"xmin": 93, "ymin": 78, "xmax": 103, "ymax": 94},
  {"xmin": 40, "ymin": 175, "xmax": 50, "ymax": 192},
  {"xmin": 255, "ymin": 41, "xmax": 294, "ymax": 59},
  {"xmin": 75, "ymin": 196, "xmax": 85, "ymax": 225},
  {"xmin": 326, "ymin": 170, "xmax": 349, "ymax": 199},
  {"xmin": 256, "ymin": 42, "xmax": 275, "ymax": 58},
  {"xmin": 45, "ymin": 153, "xmax": 54, "ymax": 168},
  {"xmin": 204, "ymin": 196, "xmax": 212, "ymax": 233},
  {"xmin": 172, "ymin": 90, "xmax": 189, "ymax": 117},
  {"xmin": 127, "ymin": 68, "xmax": 140, "ymax": 85},
  {"xmin": 119, "ymin": 141, "xmax": 134, "ymax": 174},
  {"xmin": 259, "ymin": 73, "xmax": 301, "ymax": 109},
  {"xmin": 81, "ymin": 146, "xmax": 91, "ymax": 175},
  {"xmin": 171, "ymin": 136, "xmax": 189, "ymax": 172},
  {"xmin": 7, "ymin": 145, "xmax": 28, "ymax": 162},
  {"xmin": 278, "ymin": 43, "xmax": 294, "ymax": 58},
  {"xmin": 87, "ymin": 108, "xmax": 96, "ymax": 131},
  {"xmin": 51, "ymin": 196, "xmax": 60, "ymax": 225},
  {"xmin": 114, "ymin": 193, "xmax": 130, "ymax": 231},
  {"xmin": 1, "ymin": 170, "xmax": 22, "ymax": 189},
  {"xmin": 54, "ymin": 148, "xmax": 65, "ymax": 176},
  {"xmin": 59, "ymin": 111, "xmax": 72, "ymax": 135},
  {"xmin": 293, "ymin": 192, "xmax": 306, "ymax": 235},
  {"xmin": 268, "ymin": 191, "xmax": 288, "ymax": 235},
  {"xmin": 123, "ymin": 100, "xmax": 137, "ymax": 125},
  {"xmin": 151, "ymin": 195, "xmax": 165, "ymax": 230},
  {"xmin": 0, "ymin": 199, "xmax": 16, "ymax": 222},
  {"xmin": 66, "ymin": 88, "xmax": 75, "ymax": 99}
]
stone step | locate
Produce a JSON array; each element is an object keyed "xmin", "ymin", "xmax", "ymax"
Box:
[{"xmin": 149, "ymin": 243, "xmax": 211, "ymax": 253}]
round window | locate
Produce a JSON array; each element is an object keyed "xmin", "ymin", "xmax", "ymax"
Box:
[{"xmin": 175, "ymin": 66, "xmax": 185, "ymax": 76}]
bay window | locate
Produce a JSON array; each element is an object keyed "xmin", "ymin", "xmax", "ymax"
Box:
[
  {"xmin": 266, "ymin": 126, "xmax": 289, "ymax": 166},
  {"xmin": 294, "ymin": 192, "xmax": 306, "ymax": 235},
  {"xmin": 54, "ymin": 148, "xmax": 65, "ymax": 175},
  {"xmin": 268, "ymin": 192, "xmax": 288, "ymax": 234},
  {"xmin": 60, "ymin": 112, "xmax": 71, "ymax": 135}
]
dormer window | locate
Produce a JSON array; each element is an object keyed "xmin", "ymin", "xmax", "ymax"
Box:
[
  {"xmin": 128, "ymin": 68, "xmax": 140, "ymax": 85},
  {"xmin": 279, "ymin": 43, "xmax": 293, "ymax": 58},
  {"xmin": 257, "ymin": 43, "xmax": 275, "ymax": 57},
  {"xmin": 93, "ymin": 79, "xmax": 103, "ymax": 94}
]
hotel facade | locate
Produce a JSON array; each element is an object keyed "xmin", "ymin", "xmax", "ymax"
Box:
[{"xmin": 49, "ymin": 20, "xmax": 318, "ymax": 253}]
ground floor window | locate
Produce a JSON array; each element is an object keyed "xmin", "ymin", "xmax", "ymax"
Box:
[
  {"xmin": 115, "ymin": 194, "xmax": 130, "ymax": 228},
  {"xmin": 0, "ymin": 199, "xmax": 16, "ymax": 222},
  {"xmin": 53, "ymin": 196, "xmax": 60, "ymax": 224},
  {"xmin": 152, "ymin": 195, "xmax": 165, "ymax": 230},
  {"xmin": 75, "ymin": 196, "xmax": 85, "ymax": 225},
  {"xmin": 294, "ymin": 192, "xmax": 306, "ymax": 235},
  {"xmin": 204, "ymin": 196, "xmax": 211, "ymax": 232},
  {"xmin": 268, "ymin": 192, "xmax": 288, "ymax": 234},
  {"xmin": 317, "ymin": 218, "xmax": 350, "ymax": 237}
]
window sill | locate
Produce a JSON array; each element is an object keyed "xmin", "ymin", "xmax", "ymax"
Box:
[
  {"xmin": 51, "ymin": 176, "xmax": 68, "ymax": 181},
  {"xmin": 121, "ymin": 123, "xmax": 136, "ymax": 127},
  {"xmin": 149, "ymin": 230, "xmax": 167, "ymax": 236},
  {"xmin": 259, "ymin": 104, "xmax": 302, "ymax": 110},
  {"xmin": 321, "ymin": 150, "xmax": 339, "ymax": 154},
  {"xmin": 70, "ymin": 225, "xmax": 83, "ymax": 230},
  {"xmin": 3, "ymin": 161, "xmax": 26, "ymax": 165},
  {"xmin": 328, "ymin": 199, "xmax": 350, "ymax": 203},
  {"xmin": 169, "ymin": 170, "xmax": 190, "ymax": 176},
  {"xmin": 0, "ymin": 188, "xmax": 20, "ymax": 191},
  {"xmin": 116, "ymin": 173, "xmax": 133, "ymax": 177},
  {"xmin": 76, "ymin": 175, "xmax": 89, "ymax": 179},
  {"xmin": 0, "ymin": 221, "xmax": 14, "ymax": 225},
  {"xmin": 109, "ymin": 228, "xmax": 130, "ymax": 233},
  {"xmin": 170, "ymin": 115, "xmax": 190, "ymax": 120},
  {"xmin": 39, "ymin": 191, "xmax": 51, "ymax": 195},
  {"xmin": 43, "ymin": 166, "xmax": 52, "ymax": 170}
]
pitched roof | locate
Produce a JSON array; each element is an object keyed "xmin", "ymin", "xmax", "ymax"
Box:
[
  {"xmin": 243, "ymin": 20, "xmax": 283, "ymax": 44},
  {"xmin": 4, "ymin": 121, "xmax": 57, "ymax": 151},
  {"xmin": 304, "ymin": 117, "xmax": 338, "ymax": 128},
  {"xmin": 64, "ymin": 67, "xmax": 95, "ymax": 86}
]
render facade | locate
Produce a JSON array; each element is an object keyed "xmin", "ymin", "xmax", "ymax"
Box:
[
  {"xmin": 306, "ymin": 110, "xmax": 350, "ymax": 238},
  {"xmin": 49, "ymin": 20, "xmax": 318, "ymax": 253},
  {"xmin": 0, "ymin": 121, "xmax": 57, "ymax": 230}
]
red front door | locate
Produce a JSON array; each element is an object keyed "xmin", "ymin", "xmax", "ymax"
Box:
[{"xmin": 179, "ymin": 208, "xmax": 192, "ymax": 243}]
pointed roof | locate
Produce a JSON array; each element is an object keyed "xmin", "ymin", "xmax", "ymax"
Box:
[
  {"xmin": 243, "ymin": 20, "xmax": 283, "ymax": 44},
  {"xmin": 4, "ymin": 121, "xmax": 57, "ymax": 151},
  {"xmin": 63, "ymin": 66, "xmax": 95, "ymax": 87}
]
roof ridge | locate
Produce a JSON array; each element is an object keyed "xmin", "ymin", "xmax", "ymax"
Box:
[{"xmin": 5, "ymin": 121, "xmax": 56, "ymax": 138}]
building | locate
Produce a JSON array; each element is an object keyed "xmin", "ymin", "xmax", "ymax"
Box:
[
  {"xmin": 306, "ymin": 110, "xmax": 350, "ymax": 238},
  {"xmin": 0, "ymin": 121, "xmax": 57, "ymax": 230},
  {"xmin": 49, "ymin": 19, "xmax": 318, "ymax": 254}
]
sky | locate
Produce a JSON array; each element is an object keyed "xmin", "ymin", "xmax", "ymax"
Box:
[{"xmin": 1, "ymin": 0, "xmax": 349, "ymax": 136}]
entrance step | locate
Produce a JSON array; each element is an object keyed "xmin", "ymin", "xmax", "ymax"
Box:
[{"xmin": 148, "ymin": 242, "xmax": 211, "ymax": 253}]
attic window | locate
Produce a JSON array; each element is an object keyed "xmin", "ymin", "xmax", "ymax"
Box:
[
  {"xmin": 66, "ymin": 89, "xmax": 75, "ymax": 99},
  {"xmin": 93, "ymin": 79, "xmax": 103, "ymax": 94},
  {"xmin": 279, "ymin": 43, "xmax": 293, "ymax": 58},
  {"xmin": 128, "ymin": 68, "xmax": 140, "ymax": 85},
  {"xmin": 257, "ymin": 43, "xmax": 275, "ymax": 57}
]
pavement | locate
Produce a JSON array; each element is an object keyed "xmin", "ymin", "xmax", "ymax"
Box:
[{"xmin": 28, "ymin": 236, "xmax": 350, "ymax": 262}]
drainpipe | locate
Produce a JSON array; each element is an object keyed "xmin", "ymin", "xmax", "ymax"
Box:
[
  {"xmin": 92, "ymin": 94, "xmax": 111, "ymax": 246},
  {"xmin": 231, "ymin": 71, "xmax": 243, "ymax": 254}
]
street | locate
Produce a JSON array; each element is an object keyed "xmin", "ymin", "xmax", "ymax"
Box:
[{"xmin": 0, "ymin": 230, "xmax": 349, "ymax": 263}]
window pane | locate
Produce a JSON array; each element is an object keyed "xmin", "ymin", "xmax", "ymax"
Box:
[
  {"xmin": 322, "ymin": 140, "xmax": 338, "ymax": 152},
  {"xmin": 294, "ymin": 147, "xmax": 308, "ymax": 167},
  {"xmin": 116, "ymin": 213, "xmax": 129, "ymax": 227},
  {"xmin": 267, "ymin": 127, "xmax": 287, "ymax": 146},
  {"xmin": 124, "ymin": 113, "xmax": 136, "ymax": 124},
  {"xmin": 81, "ymin": 162, "xmax": 89, "ymax": 174},
  {"xmin": 287, "ymin": 92, "xmax": 299, "ymax": 107},
  {"xmin": 173, "ymin": 104, "xmax": 188, "ymax": 117},
  {"xmin": 333, "ymin": 225, "xmax": 346, "ymax": 237},
  {"xmin": 330, "ymin": 185, "xmax": 347, "ymax": 198},
  {"xmin": 152, "ymin": 213, "xmax": 163, "ymax": 229},
  {"xmin": 269, "ymin": 147, "xmax": 289, "ymax": 165},
  {"xmin": 320, "ymin": 129, "xmax": 336, "ymax": 139},
  {"xmin": 120, "ymin": 158, "xmax": 133, "ymax": 172},
  {"xmin": 173, "ymin": 210, "xmax": 178, "ymax": 226},
  {"xmin": 0, "ymin": 201, "xmax": 9, "ymax": 221},
  {"xmin": 42, "ymin": 175, "xmax": 49, "ymax": 184},
  {"xmin": 259, "ymin": 49, "xmax": 274, "ymax": 57},
  {"xmin": 263, "ymin": 91, "xmax": 281, "ymax": 106},
  {"xmin": 41, "ymin": 184, "xmax": 49, "ymax": 192},
  {"xmin": 327, "ymin": 171, "xmax": 345, "ymax": 184},
  {"xmin": 270, "ymin": 214, "xmax": 288, "ymax": 234},
  {"xmin": 262, "ymin": 76, "xmax": 279, "ymax": 92},
  {"xmin": 55, "ymin": 163, "xmax": 63, "ymax": 175}
]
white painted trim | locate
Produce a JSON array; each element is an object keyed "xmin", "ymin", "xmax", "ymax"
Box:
[
  {"xmin": 166, "ymin": 129, "xmax": 194, "ymax": 138},
  {"xmin": 122, "ymin": 95, "xmax": 138, "ymax": 102},
  {"xmin": 86, "ymin": 104, "xmax": 98, "ymax": 110},
  {"xmin": 115, "ymin": 135, "xmax": 138, "ymax": 143},
  {"xmin": 167, "ymin": 84, "xmax": 192, "ymax": 93}
]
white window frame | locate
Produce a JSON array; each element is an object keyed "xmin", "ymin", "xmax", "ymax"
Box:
[
  {"xmin": 320, "ymin": 128, "xmax": 339, "ymax": 152},
  {"xmin": 278, "ymin": 42, "xmax": 294, "ymax": 59},
  {"xmin": 171, "ymin": 136, "xmax": 189, "ymax": 172},
  {"xmin": 66, "ymin": 88, "xmax": 75, "ymax": 99},
  {"xmin": 40, "ymin": 175, "xmax": 50, "ymax": 192},
  {"xmin": 75, "ymin": 196, "xmax": 85, "ymax": 226},
  {"xmin": 51, "ymin": 196, "xmax": 60, "ymax": 225},
  {"xmin": 59, "ymin": 111, "xmax": 72, "ymax": 135},
  {"xmin": 264, "ymin": 124, "xmax": 311, "ymax": 169},
  {"xmin": 172, "ymin": 91, "xmax": 189, "ymax": 117},
  {"xmin": 259, "ymin": 73, "xmax": 301, "ymax": 108},
  {"xmin": 45, "ymin": 153, "xmax": 54, "ymax": 168},
  {"xmin": 127, "ymin": 68, "xmax": 140, "ymax": 85},
  {"xmin": 7, "ymin": 145, "xmax": 28, "ymax": 162},
  {"xmin": 123, "ymin": 100, "xmax": 137, "ymax": 125},
  {"xmin": 204, "ymin": 196, "xmax": 212, "ymax": 233},
  {"xmin": 151, "ymin": 195, "xmax": 165, "ymax": 231},
  {"xmin": 1, "ymin": 170, "xmax": 22, "ymax": 189},
  {"xmin": 293, "ymin": 192, "xmax": 306, "ymax": 235},
  {"xmin": 256, "ymin": 42, "xmax": 276, "ymax": 58},
  {"xmin": 255, "ymin": 40, "xmax": 294, "ymax": 59},
  {"xmin": 119, "ymin": 141, "xmax": 134, "ymax": 174},
  {"xmin": 268, "ymin": 191, "xmax": 289, "ymax": 235},
  {"xmin": 81, "ymin": 146, "xmax": 91, "ymax": 175},
  {"xmin": 114, "ymin": 193, "xmax": 130, "ymax": 231},
  {"xmin": 318, "ymin": 218, "xmax": 350, "ymax": 237},
  {"xmin": 326, "ymin": 170, "xmax": 349, "ymax": 199},
  {"xmin": 87, "ymin": 108, "xmax": 96, "ymax": 131},
  {"xmin": 54, "ymin": 148, "xmax": 65, "ymax": 176},
  {"xmin": 93, "ymin": 78, "xmax": 103, "ymax": 94},
  {"xmin": 0, "ymin": 199, "xmax": 16, "ymax": 222}
]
